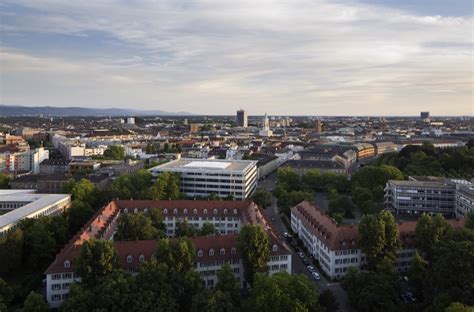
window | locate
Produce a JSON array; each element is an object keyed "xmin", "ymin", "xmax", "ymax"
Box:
[
  {"xmin": 124, "ymin": 208, "xmax": 128, "ymax": 214},
  {"xmin": 139, "ymin": 254, "xmax": 145, "ymax": 263},
  {"xmin": 209, "ymin": 249, "xmax": 214, "ymax": 256},
  {"xmin": 173, "ymin": 208, "xmax": 178, "ymax": 214},
  {"xmin": 144, "ymin": 208, "xmax": 148, "ymax": 213},
  {"xmin": 193, "ymin": 209, "xmax": 197, "ymax": 214},
  {"xmin": 62, "ymin": 273, "xmax": 72, "ymax": 279},
  {"xmin": 198, "ymin": 250, "xmax": 203, "ymax": 257},
  {"xmin": 231, "ymin": 247, "xmax": 237, "ymax": 254},
  {"xmin": 134, "ymin": 208, "xmax": 138, "ymax": 214},
  {"xmin": 62, "ymin": 283, "xmax": 71, "ymax": 290},
  {"xmin": 272, "ymin": 244, "xmax": 278, "ymax": 252},
  {"xmin": 52, "ymin": 274, "xmax": 61, "ymax": 280},
  {"xmin": 163, "ymin": 208, "xmax": 168, "ymax": 214},
  {"xmin": 204, "ymin": 209, "xmax": 208, "ymax": 214},
  {"xmin": 224, "ymin": 209, "xmax": 228, "ymax": 214},
  {"xmin": 52, "ymin": 283, "xmax": 61, "ymax": 291},
  {"xmin": 233, "ymin": 209, "xmax": 238, "ymax": 214},
  {"xmin": 127, "ymin": 255, "xmax": 133, "ymax": 263},
  {"xmin": 184, "ymin": 209, "xmax": 188, "ymax": 214},
  {"xmin": 220, "ymin": 248, "xmax": 225, "ymax": 255},
  {"xmin": 213, "ymin": 209, "xmax": 218, "ymax": 215},
  {"xmin": 64, "ymin": 260, "xmax": 71, "ymax": 268},
  {"xmin": 51, "ymin": 294, "xmax": 61, "ymax": 301}
]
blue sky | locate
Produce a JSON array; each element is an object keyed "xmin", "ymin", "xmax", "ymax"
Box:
[{"xmin": 0, "ymin": 0, "xmax": 472, "ymax": 115}]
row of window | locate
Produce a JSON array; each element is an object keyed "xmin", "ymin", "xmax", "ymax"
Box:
[
  {"xmin": 51, "ymin": 282, "xmax": 71, "ymax": 291},
  {"xmin": 51, "ymin": 272, "xmax": 73, "ymax": 280},
  {"xmin": 197, "ymin": 247, "xmax": 237, "ymax": 257}
]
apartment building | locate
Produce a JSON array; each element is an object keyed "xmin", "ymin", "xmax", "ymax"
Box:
[
  {"xmin": 149, "ymin": 158, "xmax": 258, "ymax": 200},
  {"xmin": 291, "ymin": 201, "xmax": 464, "ymax": 279},
  {"xmin": 384, "ymin": 177, "xmax": 473, "ymax": 217},
  {"xmin": 45, "ymin": 200, "xmax": 292, "ymax": 308},
  {"xmin": 0, "ymin": 147, "xmax": 49, "ymax": 175},
  {"xmin": 0, "ymin": 190, "xmax": 71, "ymax": 236},
  {"xmin": 375, "ymin": 141, "xmax": 398, "ymax": 155}
]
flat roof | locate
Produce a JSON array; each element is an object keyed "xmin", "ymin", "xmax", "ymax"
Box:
[
  {"xmin": 0, "ymin": 194, "xmax": 71, "ymax": 230},
  {"xmin": 150, "ymin": 158, "xmax": 257, "ymax": 173}
]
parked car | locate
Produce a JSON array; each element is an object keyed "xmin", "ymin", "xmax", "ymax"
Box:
[
  {"xmin": 307, "ymin": 265, "xmax": 315, "ymax": 272},
  {"xmin": 297, "ymin": 252, "xmax": 304, "ymax": 258},
  {"xmin": 283, "ymin": 232, "xmax": 289, "ymax": 238},
  {"xmin": 311, "ymin": 272, "xmax": 321, "ymax": 280}
]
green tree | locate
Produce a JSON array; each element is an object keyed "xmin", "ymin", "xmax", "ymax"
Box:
[
  {"xmin": 0, "ymin": 278, "xmax": 13, "ymax": 309},
  {"xmin": 115, "ymin": 212, "xmax": 164, "ymax": 241},
  {"xmin": 319, "ymin": 289, "xmax": 339, "ymax": 312},
  {"xmin": 63, "ymin": 178, "xmax": 100, "ymax": 206},
  {"xmin": 66, "ymin": 201, "xmax": 95, "ymax": 235},
  {"xmin": 252, "ymin": 188, "xmax": 272, "ymax": 208},
  {"xmin": 408, "ymin": 252, "xmax": 428, "ymax": 300},
  {"xmin": 19, "ymin": 217, "xmax": 56, "ymax": 270},
  {"xmin": 445, "ymin": 302, "xmax": 474, "ymax": 312},
  {"xmin": 21, "ymin": 291, "xmax": 49, "ymax": 312},
  {"xmin": 351, "ymin": 165, "xmax": 404, "ymax": 193},
  {"xmin": 216, "ymin": 263, "xmax": 241, "ymax": 308},
  {"xmin": 465, "ymin": 211, "xmax": 474, "ymax": 230},
  {"xmin": 379, "ymin": 211, "xmax": 402, "ymax": 263},
  {"xmin": 358, "ymin": 214, "xmax": 385, "ymax": 270},
  {"xmin": 0, "ymin": 228, "xmax": 23, "ymax": 274},
  {"xmin": 237, "ymin": 225, "xmax": 270, "ymax": 286},
  {"xmin": 351, "ymin": 186, "xmax": 373, "ymax": 207},
  {"xmin": 249, "ymin": 272, "xmax": 322, "ymax": 312},
  {"xmin": 0, "ymin": 173, "xmax": 10, "ymax": 189},
  {"xmin": 328, "ymin": 195, "xmax": 355, "ymax": 218},
  {"xmin": 277, "ymin": 167, "xmax": 301, "ymax": 191},
  {"xmin": 103, "ymin": 145, "xmax": 125, "ymax": 160},
  {"xmin": 75, "ymin": 238, "xmax": 119, "ymax": 286},
  {"xmin": 150, "ymin": 172, "xmax": 182, "ymax": 200},
  {"xmin": 200, "ymin": 222, "xmax": 216, "ymax": 236},
  {"xmin": 175, "ymin": 220, "xmax": 197, "ymax": 237},
  {"xmin": 415, "ymin": 213, "xmax": 453, "ymax": 262}
]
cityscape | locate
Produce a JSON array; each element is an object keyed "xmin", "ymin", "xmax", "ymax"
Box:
[{"xmin": 1, "ymin": 1, "xmax": 473, "ymax": 312}]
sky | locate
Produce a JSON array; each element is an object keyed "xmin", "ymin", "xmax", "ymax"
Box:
[{"xmin": 0, "ymin": 0, "xmax": 472, "ymax": 116}]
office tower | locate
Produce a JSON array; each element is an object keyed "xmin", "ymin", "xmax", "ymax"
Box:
[{"xmin": 236, "ymin": 109, "xmax": 248, "ymax": 127}]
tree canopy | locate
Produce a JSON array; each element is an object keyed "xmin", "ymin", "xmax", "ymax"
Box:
[{"xmin": 237, "ymin": 225, "xmax": 270, "ymax": 286}]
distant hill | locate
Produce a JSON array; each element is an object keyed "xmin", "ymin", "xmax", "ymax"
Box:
[{"xmin": 0, "ymin": 105, "xmax": 193, "ymax": 116}]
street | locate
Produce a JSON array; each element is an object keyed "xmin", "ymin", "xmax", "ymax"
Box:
[{"xmin": 258, "ymin": 172, "xmax": 353, "ymax": 311}]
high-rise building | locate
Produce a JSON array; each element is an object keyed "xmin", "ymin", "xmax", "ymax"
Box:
[
  {"xmin": 236, "ymin": 109, "xmax": 248, "ymax": 127},
  {"xmin": 420, "ymin": 112, "xmax": 430, "ymax": 123},
  {"xmin": 315, "ymin": 120, "xmax": 323, "ymax": 133}
]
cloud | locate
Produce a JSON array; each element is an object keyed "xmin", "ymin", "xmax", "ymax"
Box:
[{"xmin": 0, "ymin": 0, "xmax": 472, "ymax": 115}]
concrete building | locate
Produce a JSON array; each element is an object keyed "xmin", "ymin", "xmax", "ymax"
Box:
[
  {"xmin": 454, "ymin": 183, "xmax": 474, "ymax": 218},
  {"xmin": 384, "ymin": 177, "xmax": 473, "ymax": 218},
  {"xmin": 420, "ymin": 112, "xmax": 430, "ymax": 123},
  {"xmin": 315, "ymin": 120, "xmax": 323, "ymax": 133},
  {"xmin": 44, "ymin": 200, "xmax": 292, "ymax": 308},
  {"xmin": 127, "ymin": 117, "xmax": 135, "ymax": 125},
  {"xmin": 40, "ymin": 159, "xmax": 71, "ymax": 174},
  {"xmin": 149, "ymin": 158, "xmax": 258, "ymax": 200},
  {"xmin": 291, "ymin": 201, "xmax": 464, "ymax": 279},
  {"xmin": 236, "ymin": 109, "xmax": 248, "ymax": 128},
  {"xmin": 375, "ymin": 142, "xmax": 398, "ymax": 156},
  {"xmin": 0, "ymin": 146, "xmax": 49, "ymax": 175},
  {"xmin": 0, "ymin": 190, "xmax": 71, "ymax": 236}
]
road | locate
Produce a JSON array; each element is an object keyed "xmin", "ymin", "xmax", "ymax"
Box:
[{"xmin": 258, "ymin": 172, "xmax": 353, "ymax": 312}]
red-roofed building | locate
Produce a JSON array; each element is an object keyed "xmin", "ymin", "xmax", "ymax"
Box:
[
  {"xmin": 291, "ymin": 201, "xmax": 464, "ymax": 279},
  {"xmin": 45, "ymin": 200, "xmax": 291, "ymax": 308}
]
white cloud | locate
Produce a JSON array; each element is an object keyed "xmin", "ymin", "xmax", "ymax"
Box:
[{"xmin": 0, "ymin": 0, "xmax": 472, "ymax": 115}]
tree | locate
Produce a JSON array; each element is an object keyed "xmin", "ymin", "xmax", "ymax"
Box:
[
  {"xmin": 465, "ymin": 211, "xmax": 474, "ymax": 230},
  {"xmin": 103, "ymin": 145, "xmax": 125, "ymax": 160},
  {"xmin": 75, "ymin": 238, "xmax": 119, "ymax": 286},
  {"xmin": 319, "ymin": 289, "xmax": 339, "ymax": 312},
  {"xmin": 351, "ymin": 165, "xmax": 404, "ymax": 194},
  {"xmin": 63, "ymin": 178, "xmax": 100, "ymax": 206},
  {"xmin": 407, "ymin": 252, "xmax": 428, "ymax": 300},
  {"xmin": 358, "ymin": 214, "xmax": 385, "ymax": 270},
  {"xmin": 0, "ymin": 173, "xmax": 10, "ymax": 189},
  {"xmin": 252, "ymin": 188, "xmax": 272, "ymax": 208},
  {"xmin": 445, "ymin": 302, "xmax": 474, "ymax": 312},
  {"xmin": 379, "ymin": 210, "xmax": 402, "ymax": 263},
  {"xmin": 216, "ymin": 263, "xmax": 241, "ymax": 308},
  {"xmin": 200, "ymin": 222, "xmax": 216, "ymax": 236},
  {"xmin": 351, "ymin": 187, "xmax": 373, "ymax": 207},
  {"xmin": 249, "ymin": 272, "xmax": 322, "ymax": 312},
  {"xmin": 328, "ymin": 195, "xmax": 355, "ymax": 218},
  {"xmin": 175, "ymin": 220, "xmax": 197, "ymax": 237},
  {"xmin": 0, "ymin": 278, "xmax": 13, "ymax": 309},
  {"xmin": 115, "ymin": 212, "xmax": 164, "ymax": 241},
  {"xmin": 21, "ymin": 291, "xmax": 49, "ymax": 312},
  {"xmin": 277, "ymin": 167, "xmax": 301, "ymax": 191},
  {"xmin": 19, "ymin": 217, "xmax": 56, "ymax": 270},
  {"xmin": 150, "ymin": 172, "xmax": 182, "ymax": 200},
  {"xmin": 415, "ymin": 213, "xmax": 452, "ymax": 262},
  {"xmin": 66, "ymin": 201, "xmax": 95, "ymax": 235},
  {"xmin": 237, "ymin": 225, "xmax": 270, "ymax": 286},
  {"xmin": 0, "ymin": 228, "xmax": 23, "ymax": 274}
]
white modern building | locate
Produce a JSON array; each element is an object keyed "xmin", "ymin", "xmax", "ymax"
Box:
[
  {"xmin": 455, "ymin": 183, "xmax": 474, "ymax": 218},
  {"xmin": 0, "ymin": 190, "xmax": 71, "ymax": 236},
  {"xmin": 0, "ymin": 147, "xmax": 49, "ymax": 174},
  {"xmin": 149, "ymin": 158, "xmax": 258, "ymax": 200}
]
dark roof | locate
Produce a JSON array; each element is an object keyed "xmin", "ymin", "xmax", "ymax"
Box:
[
  {"xmin": 40, "ymin": 159, "xmax": 71, "ymax": 166},
  {"xmin": 285, "ymin": 159, "xmax": 345, "ymax": 169}
]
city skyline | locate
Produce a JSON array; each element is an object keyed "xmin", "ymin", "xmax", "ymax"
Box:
[{"xmin": 1, "ymin": 0, "xmax": 473, "ymax": 116}]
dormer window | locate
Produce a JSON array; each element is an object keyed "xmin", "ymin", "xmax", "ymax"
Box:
[
  {"xmin": 183, "ymin": 209, "xmax": 188, "ymax": 214},
  {"xmin": 144, "ymin": 208, "xmax": 148, "ymax": 214},
  {"xmin": 139, "ymin": 254, "xmax": 145, "ymax": 263},
  {"xmin": 134, "ymin": 208, "xmax": 138, "ymax": 214},
  {"xmin": 220, "ymin": 248, "xmax": 225, "ymax": 255},
  {"xmin": 203, "ymin": 209, "xmax": 208, "ymax": 215},
  {"xmin": 209, "ymin": 249, "xmax": 214, "ymax": 256},
  {"xmin": 272, "ymin": 244, "xmax": 278, "ymax": 252},
  {"xmin": 351, "ymin": 240, "xmax": 356, "ymax": 246},
  {"xmin": 64, "ymin": 260, "xmax": 71, "ymax": 268},
  {"xmin": 127, "ymin": 255, "xmax": 133, "ymax": 263},
  {"xmin": 173, "ymin": 208, "xmax": 178, "ymax": 214},
  {"xmin": 193, "ymin": 209, "xmax": 198, "ymax": 214},
  {"xmin": 163, "ymin": 208, "xmax": 168, "ymax": 214},
  {"xmin": 224, "ymin": 209, "xmax": 228, "ymax": 215},
  {"xmin": 231, "ymin": 247, "xmax": 236, "ymax": 255},
  {"xmin": 124, "ymin": 208, "xmax": 128, "ymax": 214},
  {"xmin": 213, "ymin": 209, "xmax": 218, "ymax": 215},
  {"xmin": 342, "ymin": 240, "xmax": 346, "ymax": 246},
  {"xmin": 198, "ymin": 250, "xmax": 203, "ymax": 257},
  {"xmin": 233, "ymin": 209, "xmax": 238, "ymax": 215}
]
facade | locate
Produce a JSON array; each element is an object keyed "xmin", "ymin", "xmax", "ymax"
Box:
[
  {"xmin": 352, "ymin": 143, "xmax": 375, "ymax": 160},
  {"xmin": 420, "ymin": 112, "xmax": 430, "ymax": 123},
  {"xmin": 236, "ymin": 109, "xmax": 248, "ymax": 128},
  {"xmin": 40, "ymin": 159, "xmax": 71, "ymax": 174},
  {"xmin": 149, "ymin": 158, "xmax": 258, "ymax": 200},
  {"xmin": 0, "ymin": 147, "xmax": 49, "ymax": 175},
  {"xmin": 285, "ymin": 160, "xmax": 347, "ymax": 175},
  {"xmin": 375, "ymin": 142, "xmax": 398, "ymax": 156},
  {"xmin": 259, "ymin": 113, "xmax": 273, "ymax": 137},
  {"xmin": 455, "ymin": 184, "xmax": 474, "ymax": 218},
  {"xmin": 0, "ymin": 190, "xmax": 71, "ymax": 236},
  {"xmin": 291, "ymin": 201, "xmax": 464, "ymax": 279},
  {"xmin": 384, "ymin": 177, "xmax": 473, "ymax": 217},
  {"xmin": 45, "ymin": 200, "xmax": 292, "ymax": 308}
]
